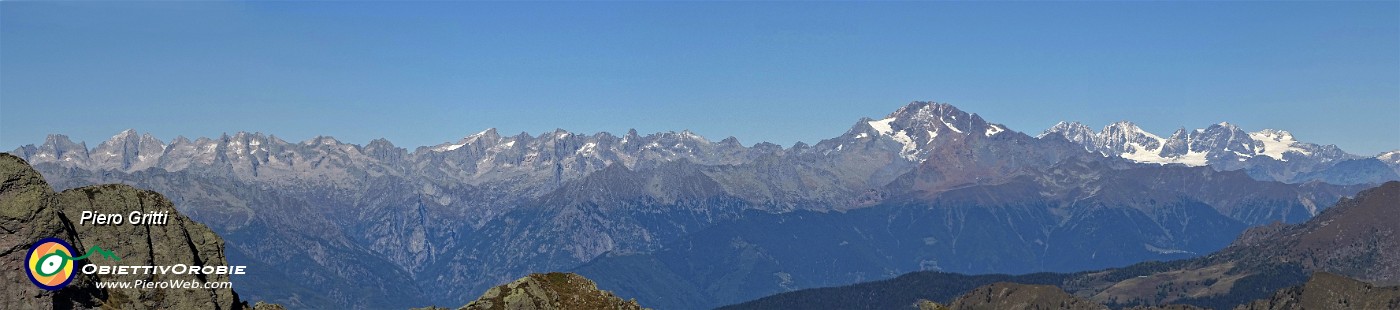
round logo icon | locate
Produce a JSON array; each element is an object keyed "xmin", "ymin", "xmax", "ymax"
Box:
[{"xmin": 26, "ymin": 238, "xmax": 77, "ymax": 290}]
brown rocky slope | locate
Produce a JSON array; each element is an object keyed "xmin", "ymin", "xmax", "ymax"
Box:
[{"xmin": 1235, "ymin": 272, "xmax": 1400, "ymax": 310}]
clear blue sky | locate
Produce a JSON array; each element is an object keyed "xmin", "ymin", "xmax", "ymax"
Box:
[{"xmin": 2, "ymin": 2, "xmax": 1397, "ymax": 154}]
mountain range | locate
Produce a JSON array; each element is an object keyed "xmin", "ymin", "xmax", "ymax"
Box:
[
  {"xmin": 8, "ymin": 101, "xmax": 1396, "ymax": 309},
  {"xmin": 1041, "ymin": 121, "xmax": 1398, "ymax": 184}
]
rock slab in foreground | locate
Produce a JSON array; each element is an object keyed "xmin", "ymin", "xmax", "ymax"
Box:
[
  {"xmin": 0, "ymin": 153, "xmax": 274, "ymax": 309},
  {"xmin": 458, "ymin": 272, "xmax": 646, "ymax": 310}
]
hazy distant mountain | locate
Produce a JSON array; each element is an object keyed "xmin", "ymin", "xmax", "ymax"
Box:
[
  {"xmin": 1040, "ymin": 121, "xmax": 1397, "ymax": 185},
  {"xmin": 1378, "ymin": 150, "xmax": 1400, "ymax": 175},
  {"xmin": 7, "ymin": 101, "xmax": 1388, "ymax": 309}
]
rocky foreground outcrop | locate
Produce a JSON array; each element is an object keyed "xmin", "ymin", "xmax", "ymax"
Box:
[
  {"xmin": 0, "ymin": 153, "xmax": 274, "ymax": 309},
  {"xmin": 420, "ymin": 272, "xmax": 646, "ymax": 310}
]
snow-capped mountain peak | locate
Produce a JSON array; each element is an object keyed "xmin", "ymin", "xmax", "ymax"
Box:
[
  {"xmin": 467, "ymin": 128, "xmax": 501, "ymax": 142},
  {"xmin": 110, "ymin": 128, "xmax": 139, "ymax": 140},
  {"xmin": 1099, "ymin": 121, "xmax": 1163, "ymax": 148},
  {"xmin": 1378, "ymin": 150, "xmax": 1400, "ymax": 164},
  {"xmin": 1041, "ymin": 121, "xmax": 1360, "ymax": 171},
  {"xmin": 840, "ymin": 101, "xmax": 1002, "ymax": 161},
  {"xmin": 90, "ymin": 129, "xmax": 166, "ymax": 171},
  {"xmin": 1085, "ymin": 121, "xmax": 1208, "ymax": 166},
  {"xmin": 303, "ymin": 135, "xmax": 344, "ymax": 146},
  {"xmin": 433, "ymin": 129, "xmax": 502, "ymax": 152}
]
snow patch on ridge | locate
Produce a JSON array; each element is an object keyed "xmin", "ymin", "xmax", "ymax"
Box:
[
  {"xmin": 867, "ymin": 117, "xmax": 922, "ymax": 161},
  {"xmin": 867, "ymin": 117, "xmax": 895, "ymax": 135},
  {"xmin": 941, "ymin": 118, "xmax": 963, "ymax": 134},
  {"xmin": 985, "ymin": 124, "xmax": 1004, "ymax": 137},
  {"xmin": 576, "ymin": 142, "xmax": 598, "ymax": 155},
  {"xmin": 434, "ymin": 142, "xmax": 466, "ymax": 152},
  {"xmin": 1117, "ymin": 131, "xmax": 1209, "ymax": 167},
  {"xmin": 891, "ymin": 131, "xmax": 919, "ymax": 161}
]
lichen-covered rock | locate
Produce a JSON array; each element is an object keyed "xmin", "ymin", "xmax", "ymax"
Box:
[
  {"xmin": 461, "ymin": 272, "xmax": 646, "ymax": 310},
  {"xmin": 0, "ymin": 154, "xmax": 81, "ymax": 309},
  {"xmin": 251, "ymin": 301, "xmax": 289, "ymax": 310},
  {"xmin": 0, "ymin": 153, "xmax": 280, "ymax": 309}
]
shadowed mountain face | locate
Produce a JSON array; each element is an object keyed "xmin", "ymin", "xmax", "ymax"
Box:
[
  {"xmin": 0, "ymin": 153, "xmax": 270, "ymax": 309},
  {"xmin": 1236, "ymin": 272, "xmax": 1400, "ymax": 310},
  {"xmin": 576, "ymin": 160, "xmax": 1365, "ymax": 309},
  {"xmin": 1063, "ymin": 181, "xmax": 1400, "ymax": 308},
  {"xmin": 725, "ymin": 181, "xmax": 1400, "ymax": 310},
  {"xmin": 6, "ymin": 101, "xmax": 1385, "ymax": 309},
  {"xmin": 1213, "ymin": 181, "xmax": 1400, "ymax": 285}
]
